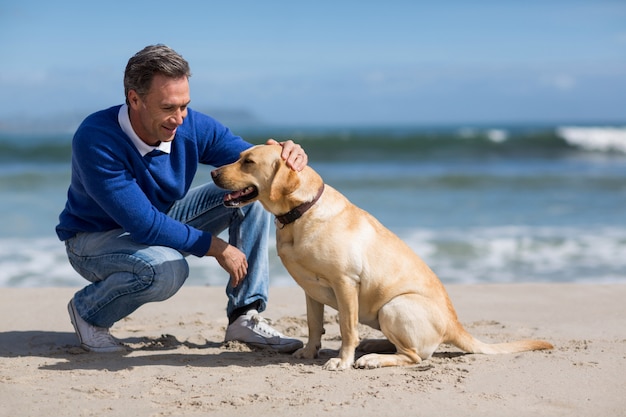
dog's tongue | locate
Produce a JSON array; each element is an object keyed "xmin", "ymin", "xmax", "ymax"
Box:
[
  {"xmin": 224, "ymin": 189, "xmax": 246, "ymax": 202},
  {"xmin": 223, "ymin": 186, "xmax": 255, "ymax": 204}
]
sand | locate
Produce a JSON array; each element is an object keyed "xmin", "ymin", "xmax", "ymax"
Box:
[{"xmin": 1, "ymin": 283, "xmax": 625, "ymax": 417}]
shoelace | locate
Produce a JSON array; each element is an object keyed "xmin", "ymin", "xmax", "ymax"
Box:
[
  {"xmin": 88, "ymin": 326, "xmax": 120, "ymax": 346},
  {"xmin": 250, "ymin": 314, "xmax": 284, "ymax": 338}
]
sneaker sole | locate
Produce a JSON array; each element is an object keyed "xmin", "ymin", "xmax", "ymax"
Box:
[{"xmin": 238, "ymin": 340, "xmax": 304, "ymax": 354}]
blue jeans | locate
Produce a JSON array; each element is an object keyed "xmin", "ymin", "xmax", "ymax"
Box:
[{"xmin": 65, "ymin": 183, "xmax": 271, "ymax": 328}]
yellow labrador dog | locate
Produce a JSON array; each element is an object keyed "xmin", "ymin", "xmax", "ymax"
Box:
[{"xmin": 211, "ymin": 144, "xmax": 553, "ymax": 370}]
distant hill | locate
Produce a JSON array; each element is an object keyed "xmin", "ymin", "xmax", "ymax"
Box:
[
  {"xmin": 0, "ymin": 113, "xmax": 86, "ymax": 135},
  {"xmin": 198, "ymin": 108, "xmax": 261, "ymax": 127},
  {"xmin": 0, "ymin": 107, "xmax": 263, "ymax": 135}
]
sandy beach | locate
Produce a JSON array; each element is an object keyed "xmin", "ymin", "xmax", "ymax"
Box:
[{"xmin": 1, "ymin": 283, "xmax": 624, "ymax": 417}]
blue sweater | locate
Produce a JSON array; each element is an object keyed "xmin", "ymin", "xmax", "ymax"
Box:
[{"xmin": 56, "ymin": 105, "xmax": 251, "ymax": 257}]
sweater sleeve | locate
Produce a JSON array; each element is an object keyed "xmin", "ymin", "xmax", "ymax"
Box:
[{"xmin": 72, "ymin": 127, "xmax": 213, "ymax": 257}]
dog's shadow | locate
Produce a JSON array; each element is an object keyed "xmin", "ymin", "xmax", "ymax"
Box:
[{"xmin": 354, "ymin": 338, "xmax": 467, "ymax": 359}]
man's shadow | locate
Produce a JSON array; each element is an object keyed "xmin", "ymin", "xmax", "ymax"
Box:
[{"xmin": 0, "ymin": 330, "xmax": 315, "ymax": 372}]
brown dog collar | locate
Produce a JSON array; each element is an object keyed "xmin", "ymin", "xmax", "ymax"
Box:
[{"xmin": 275, "ymin": 184, "xmax": 325, "ymax": 228}]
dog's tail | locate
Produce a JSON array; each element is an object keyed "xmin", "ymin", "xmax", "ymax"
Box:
[{"xmin": 447, "ymin": 321, "xmax": 553, "ymax": 354}]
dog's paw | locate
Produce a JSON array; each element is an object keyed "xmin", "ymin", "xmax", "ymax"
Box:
[
  {"xmin": 355, "ymin": 353, "xmax": 420, "ymax": 368},
  {"xmin": 322, "ymin": 358, "xmax": 353, "ymax": 371},
  {"xmin": 293, "ymin": 346, "xmax": 318, "ymax": 360},
  {"xmin": 355, "ymin": 354, "xmax": 383, "ymax": 369}
]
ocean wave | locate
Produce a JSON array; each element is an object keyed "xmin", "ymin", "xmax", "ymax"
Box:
[
  {"xmin": 2, "ymin": 226, "xmax": 624, "ymax": 288},
  {"xmin": 403, "ymin": 226, "xmax": 626, "ymax": 284},
  {"xmin": 556, "ymin": 126, "xmax": 626, "ymax": 153},
  {"xmin": 0, "ymin": 133, "xmax": 72, "ymax": 163},
  {"xmin": 2, "ymin": 125, "xmax": 626, "ymax": 165}
]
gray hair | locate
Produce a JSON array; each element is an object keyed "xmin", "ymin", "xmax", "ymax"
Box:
[{"xmin": 123, "ymin": 44, "xmax": 191, "ymax": 104}]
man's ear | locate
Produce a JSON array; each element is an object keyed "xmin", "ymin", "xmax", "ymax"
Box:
[
  {"xmin": 128, "ymin": 90, "xmax": 141, "ymax": 109},
  {"xmin": 269, "ymin": 160, "xmax": 300, "ymax": 202}
]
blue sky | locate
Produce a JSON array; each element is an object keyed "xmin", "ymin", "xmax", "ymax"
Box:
[{"xmin": 1, "ymin": 0, "xmax": 625, "ymax": 127}]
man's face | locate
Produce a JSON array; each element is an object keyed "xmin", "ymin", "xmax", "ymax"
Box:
[{"xmin": 128, "ymin": 74, "xmax": 190, "ymax": 146}]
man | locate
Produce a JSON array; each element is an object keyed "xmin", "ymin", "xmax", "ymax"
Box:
[{"xmin": 56, "ymin": 44, "xmax": 307, "ymax": 353}]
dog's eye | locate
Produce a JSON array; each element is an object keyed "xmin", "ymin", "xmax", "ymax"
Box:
[{"xmin": 243, "ymin": 158, "xmax": 255, "ymax": 165}]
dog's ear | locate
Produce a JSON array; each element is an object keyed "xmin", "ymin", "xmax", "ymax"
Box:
[{"xmin": 269, "ymin": 160, "xmax": 300, "ymax": 202}]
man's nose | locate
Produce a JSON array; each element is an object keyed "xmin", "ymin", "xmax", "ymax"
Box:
[{"xmin": 171, "ymin": 109, "xmax": 185, "ymax": 125}]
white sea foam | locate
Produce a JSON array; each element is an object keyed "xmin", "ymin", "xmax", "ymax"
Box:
[
  {"xmin": 401, "ymin": 225, "xmax": 626, "ymax": 284},
  {"xmin": 0, "ymin": 238, "xmax": 83, "ymax": 287},
  {"xmin": 1, "ymin": 226, "xmax": 625, "ymax": 288},
  {"xmin": 0, "ymin": 236, "xmax": 293, "ymax": 288},
  {"xmin": 557, "ymin": 126, "xmax": 626, "ymax": 153},
  {"xmin": 486, "ymin": 129, "xmax": 508, "ymax": 143},
  {"xmin": 456, "ymin": 127, "xmax": 509, "ymax": 143}
]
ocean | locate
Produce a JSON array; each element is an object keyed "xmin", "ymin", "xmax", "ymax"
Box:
[{"xmin": 1, "ymin": 123, "xmax": 625, "ymax": 287}]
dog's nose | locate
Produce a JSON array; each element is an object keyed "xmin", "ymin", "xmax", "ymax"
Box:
[{"xmin": 210, "ymin": 169, "xmax": 219, "ymax": 179}]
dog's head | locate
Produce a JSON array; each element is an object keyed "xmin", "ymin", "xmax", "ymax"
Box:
[{"xmin": 211, "ymin": 144, "xmax": 308, "ymax": 215}]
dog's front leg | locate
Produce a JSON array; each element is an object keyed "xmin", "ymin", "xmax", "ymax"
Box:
[
  {"xmin": 293, "ymin": 294, "xmax": 324, "ymax": 360},
  {"xmin": 324, "ymin": 280, "xmax": 359, "ymax": 371}
]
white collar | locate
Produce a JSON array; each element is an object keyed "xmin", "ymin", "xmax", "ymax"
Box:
[{"xmin": 118, "ymin": 104, "xmax": 172, "ymax": 156}]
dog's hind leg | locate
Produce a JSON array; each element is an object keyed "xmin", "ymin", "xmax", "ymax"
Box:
[{"xmin": 355, "ymin": 294, "xmax": 442, "ymax": 368}]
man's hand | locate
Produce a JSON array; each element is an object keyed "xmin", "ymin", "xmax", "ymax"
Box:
[
  {"xmin": 266, "ymin": 139, "xmax": 308, "ymax": 172},
  {"xmin": 206, "ymin": 236, "xmax": 248, "ymax": 287}
]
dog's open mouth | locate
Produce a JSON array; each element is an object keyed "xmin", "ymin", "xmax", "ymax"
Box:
[{"xmin": 223, "ymin": 186, "xmax": 259, "ymax": 207}]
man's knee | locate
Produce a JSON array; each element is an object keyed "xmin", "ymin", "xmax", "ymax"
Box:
[{"xmin": 136, "ymin": 247, "xmax": 189, "ymax": 301}]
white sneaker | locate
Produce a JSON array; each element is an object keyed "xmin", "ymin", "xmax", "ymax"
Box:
[
  {"xmin": 225, "ymin": 310, "xmax": 303, "ymax": 353},
  {"xmin": 67, "ymin": 299, "xmax": 127, "ymax": 353}
]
